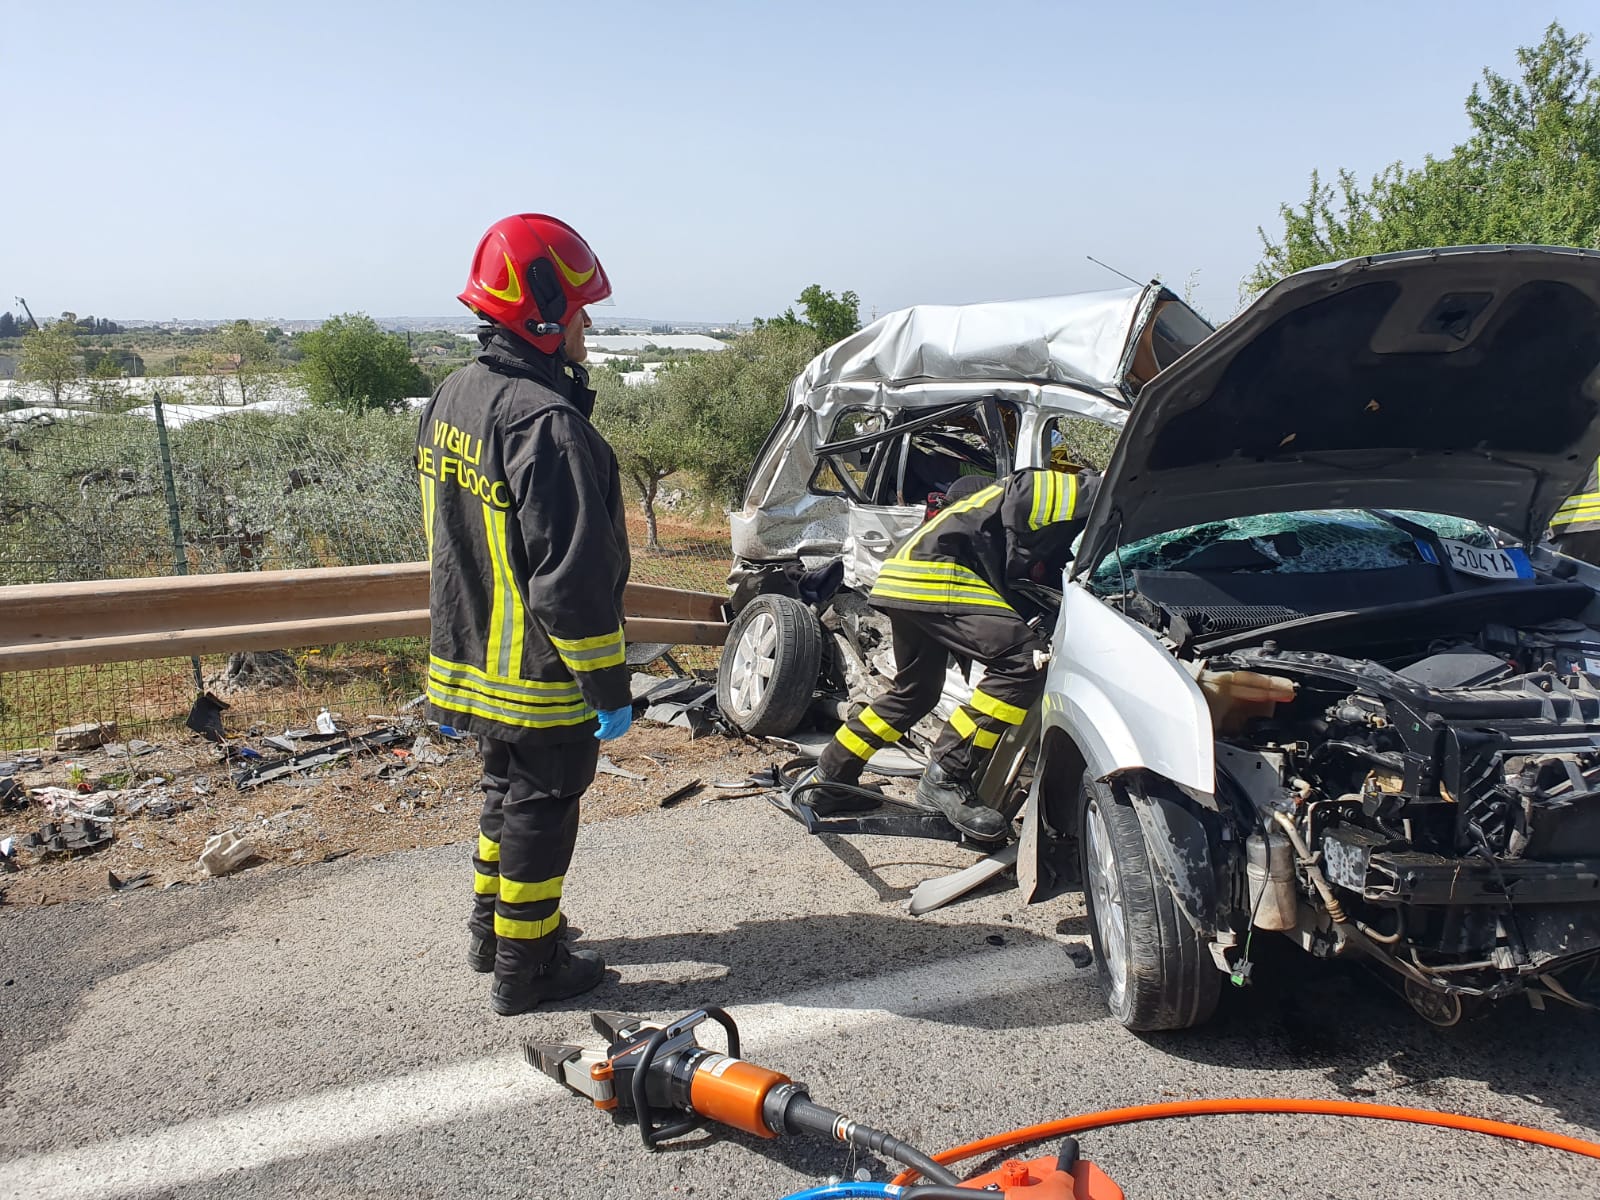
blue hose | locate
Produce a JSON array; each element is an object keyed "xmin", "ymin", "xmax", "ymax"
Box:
[{"xmin": 779, "ymin": 1183, "xmax": 899, "ymax": 1200}]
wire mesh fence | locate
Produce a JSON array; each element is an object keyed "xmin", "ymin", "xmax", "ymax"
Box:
[{"xmin": 0, "ymin": 394, "xmax": 731, "ymax": 750}]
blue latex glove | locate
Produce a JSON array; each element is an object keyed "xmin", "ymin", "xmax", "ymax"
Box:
[{"xmin": 594, "ymin": 706, "xmax": 633, "ymax": 741}]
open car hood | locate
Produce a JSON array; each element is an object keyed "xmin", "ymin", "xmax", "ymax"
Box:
[{"xmin": 1075, "ymin": 245, "xmax": 1600, "ymax": 575}]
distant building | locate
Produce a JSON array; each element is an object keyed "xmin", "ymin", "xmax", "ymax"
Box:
[{"xmin": 586, "ymin": 335, "xmax": 727, "ymax": 354}]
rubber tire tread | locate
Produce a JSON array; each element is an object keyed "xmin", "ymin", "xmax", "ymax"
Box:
[
  {"xmin": 1079, "ymin": 778, "xmax": 1222, "ymax": 1031},
  {"xmin": 716, "ymin": 594, "xmax": 823, "ymax": 736}
]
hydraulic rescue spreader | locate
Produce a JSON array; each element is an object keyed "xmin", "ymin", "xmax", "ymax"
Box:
[{"xmin": 527, "ymin": 1007, "xmax": 1123, "ymax": 1199}]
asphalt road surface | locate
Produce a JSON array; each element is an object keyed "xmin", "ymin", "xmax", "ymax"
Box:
[{"xmin": 2, "ymin": 796, "xmax": 1597, "ymax": 1199}]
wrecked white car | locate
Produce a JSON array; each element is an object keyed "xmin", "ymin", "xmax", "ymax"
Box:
[
  {"xmin": 717, "ymin": 284, "xmax": 1210, "ymax": 745},
  {"xmin": 1030, "ymin": 245, "xmax": 1600, "ymax": 1030}
]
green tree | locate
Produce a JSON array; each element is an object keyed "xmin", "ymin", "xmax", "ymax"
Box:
[
  {"xmin": 297, "ymin": 314, "xmax": 428, "ymax": 414},
  {"xmin": 663, "ymin": 324, "xmax": 821, "ymax": 505},
  {"xmin": 592, "ymin": 371, "xmax": 692, "ymax": 549},
  {"xmin": 85, "ymin": 355, "xmax": 127, "ymax": 411},
  {"xmin": 218, "ymin": 319, "xmax": 278, "ymax": 404},
  {"xmin": 0, "ymin": 312, "xmax": 16, "ymax": 339},
  {"xmin": 1251, "ymin": 22, "xmax": 1600, "ymax": 293},
  {"xmin": 19, "ymin": 322, "xmax": 81, "ymax": 405},
  {"xmin": 757, "ymin": 284, "xmax": 863, "ymax": 345}
]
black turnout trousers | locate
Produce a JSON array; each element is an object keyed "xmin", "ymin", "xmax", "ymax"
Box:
[
  {"xmin": 819, "ymin": 608, "xmax": 1045, "ymax": 786},
  {"xmin": 470, "ymin": 736, "xmax": 598, "ymax": 979}
]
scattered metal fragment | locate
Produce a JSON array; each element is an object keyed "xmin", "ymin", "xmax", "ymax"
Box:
[
  {"xmin": 597, "ymin": 757, "xmax": 647, "ymax": 782},
  {"xmin": 231, "ymin": 728, "xmax": 407, "ymax": 789},
  {"xmin": 657, "ymin": 779, "xmax": 705, "ymax": 809},
  {"xmin": 108, "ymin": 870, "xmax": 154, "ymax": 892}
]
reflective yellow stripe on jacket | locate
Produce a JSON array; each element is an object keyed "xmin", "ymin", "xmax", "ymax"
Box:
[
  {"xmin": 870, "ymin": 483, "xmax": 1014, "ymax": 612},
  {"xmin": 1553, "ymin": 456, "xmax": 1600, "ymax": 533},
  {"xmin": 1027, "ymin": 470, "xmax": 1081, "ymax": 530},
  {"xmin": 871, "ymin": 561, "xmax": 1013, "ymax": 610},
  {"xmin": 426, "ymin": 656, "xmax": 591, "ymax": 730},
  {"xmin": 549, "ymin": 628, "xmax": 627, "ymax": 673}
]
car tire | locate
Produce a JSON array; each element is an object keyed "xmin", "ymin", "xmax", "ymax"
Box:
[
  {"xmin": 1079, "ymin": 778, "xmax": 1222, "ymax": 1031},
  {"xmin": 716, "ymin": 594, "xmax": 822, "ymax": 736}
]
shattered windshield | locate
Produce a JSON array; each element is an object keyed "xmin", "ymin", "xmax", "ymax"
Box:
[{"xmin": 1087, "ymin": 509, "xmax": 1499, "ymax": 594}]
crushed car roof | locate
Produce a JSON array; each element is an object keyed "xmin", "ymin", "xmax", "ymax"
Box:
[
  {"xmin": 789, "ymin": 287, "xmax": 1158, "ymax": 404},
  {"xmin": 1075, "ymin": 245, "xmax": 1600, "ymax": 572}
]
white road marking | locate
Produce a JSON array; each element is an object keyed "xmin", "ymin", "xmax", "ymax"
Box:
[{"xmin": 0, "ymin": 941, "xmax": 1074, "ymax": 1200}]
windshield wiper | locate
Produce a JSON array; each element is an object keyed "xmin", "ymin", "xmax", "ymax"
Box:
[{"xmin": 1364, "ymin": 508, "xmax": 1462, "ymax": 593}]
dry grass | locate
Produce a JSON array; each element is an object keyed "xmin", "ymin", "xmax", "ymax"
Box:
[{"xmin": 0, "ymin": 722, "xmax": 779, "ymax": 906}]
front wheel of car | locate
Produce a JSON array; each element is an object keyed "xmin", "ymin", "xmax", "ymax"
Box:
[
  {"xmin": 716, "ymin": 593, "xmax": 822, "ymax": 736},
  {"xmin": 1080, "ymin": 778, "xmax": 1221, "ymax": 1031}
]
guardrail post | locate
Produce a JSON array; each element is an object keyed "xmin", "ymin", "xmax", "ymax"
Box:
[{"xmin": 152, "ymin": 389, "xmax": 205, "ymax": 692}]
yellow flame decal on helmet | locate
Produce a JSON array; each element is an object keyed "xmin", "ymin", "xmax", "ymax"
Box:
[
  {"xmin": 549, "ymin": 247, "xmax": 596, "ymax": 289},
  {"xmin": 482, "ymin": 251, "xmax": 522, "ymax": 303}
]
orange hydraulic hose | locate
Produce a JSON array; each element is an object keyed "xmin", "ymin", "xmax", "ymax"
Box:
[{"xmin": 888, "ymin": 1097, "xmax": 1600, "ymax": 1187}]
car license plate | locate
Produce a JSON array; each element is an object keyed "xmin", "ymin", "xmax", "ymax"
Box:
[{"xmin": 1416, "ymin": 538, "xmax": 1533, "ymax": 580}]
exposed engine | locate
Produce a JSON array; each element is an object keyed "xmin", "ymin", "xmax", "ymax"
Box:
[{"xmin": 1197, "ymin": 622, "xmax": 1600, "ymax": 1016}]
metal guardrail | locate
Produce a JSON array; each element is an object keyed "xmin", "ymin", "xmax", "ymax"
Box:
[{"xmin": 0, "ymin": 563, "xmax": 730, "ymax": 671}]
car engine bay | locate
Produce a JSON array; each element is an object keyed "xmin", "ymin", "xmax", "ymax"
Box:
[{"xmin": 1092, "ymin": 511, "xmax": 1600, "ymax": 1017}]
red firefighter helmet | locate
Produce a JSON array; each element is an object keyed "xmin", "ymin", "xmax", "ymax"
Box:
[{"xmin": 458, "ymin": 214, "xmax": 612, "ymax": 354}]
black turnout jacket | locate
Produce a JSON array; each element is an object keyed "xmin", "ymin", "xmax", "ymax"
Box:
[
  {"xmin": 870, "ymin": 468, "xmax": 1101, "ymax": 619},
  {"xmin": 416, "ymin": 330, "xmax": 631, "ymax": 743}
]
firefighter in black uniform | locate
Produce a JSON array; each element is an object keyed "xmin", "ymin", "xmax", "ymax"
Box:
[
  {"xmin": 1551, "ymin": 455, "xmax": 1600, "ymax": 566},
  {"xmin": 418, "ymin": 214, "xmax": 632, "ymax": 1015},
  {"xmin": 802, "ymin": 466, "xmax": 1100, "ymax": 840}
]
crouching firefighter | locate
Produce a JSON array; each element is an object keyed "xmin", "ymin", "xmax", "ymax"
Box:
[
  {"xmin": 418, "ymin": 213, "xmax": 634, "ymax": 1016},
  {"xmin": 800, "ymin": 466, "xmax": 1101, "ymax": 841}
]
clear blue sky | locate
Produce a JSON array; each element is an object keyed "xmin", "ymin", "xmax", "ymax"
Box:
[{"xmin": 3, "ymin": 2, "xmax": 1589, "ymax": 325}]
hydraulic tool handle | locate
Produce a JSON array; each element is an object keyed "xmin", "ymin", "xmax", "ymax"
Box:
[{"xmin": 632, "ymin": 1007, "xmax": 743, "ymax": 1149}]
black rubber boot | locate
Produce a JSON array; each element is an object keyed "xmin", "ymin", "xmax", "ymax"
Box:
[
  {"xmin": 468, "ymin": 914, "xmax": 581, "ymax": 973},
  {"xmin": 793, "ymin": 765, "xmax": 883, "ymax": 816},
  {"xmin": 915, "ymin": 760, "xmax": 1007, "ymax": 841},
  {"xmin": 490, "ymin": 943, "xmax": 607, "ymax": 1016}
]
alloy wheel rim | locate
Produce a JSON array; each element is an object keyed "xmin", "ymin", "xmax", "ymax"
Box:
[
  {"xmin": 1085, "ymin": 797, "xmax": 1129, "ymax": 1007},
  {"xmin": 728, "ymin": 611, "xmax": 778, "ymax": 716}
]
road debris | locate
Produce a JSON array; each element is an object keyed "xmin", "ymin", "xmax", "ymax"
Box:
[
  {"xmin": 54, "ymin": 722, "xmax": 117, "ymax": 751},
  {"xmin": 185, "ymin": 692, "xmax": 231, "ymax": 742},
  {"xmin": 231, "ymin": 728, "xmax": 407, "ymax": 789},
  {"xmin": 597, "ymin": 757, "xmax": 647, "ymax": 782},
  {"xmin": 108, "ymin": 869, "xmax": 154, "ymax": 892},
  {"xmin": 409, "ymin": 735, "xmax": 449, "ymax": 766},
  {"xmin": 657, "ymin": 779, "xmax": 705, "ymax": 809},
  {"xmin": 31, "ymin": 788, "xmax": 118, "ymax": 820},
  {"xmin": 198, "ymin": 829, "xmax": 255, "ymax": 876},
  {"xmin": 22, "ymin": 820, "xmax": 114, "ymax": 856},
  {"xmin": 638, "ymin": 678, "xmax": 722, "ymax": 736},
  {"xmin": 1062, "ymin": 941, "xmax": 1095, "ymax": 969},
  {"xmin": 104, "ymin": 740, "xmax": 157, "ymax": 758}
]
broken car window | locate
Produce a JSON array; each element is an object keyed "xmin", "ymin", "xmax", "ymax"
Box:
[
  {"xmin": 1042, "ymin": 415, "xmax": 1118, "ymax": 472},
  {"xmin": 810, "ymin": 402, "xmax": 1014, "ymax": 507}
]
